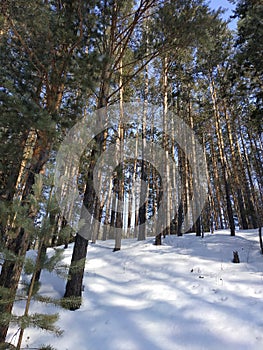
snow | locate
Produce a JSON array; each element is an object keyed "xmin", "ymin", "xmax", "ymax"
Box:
[{"xmin": 7, "ymin": 229, "xmax": 263, "ymax": 350}]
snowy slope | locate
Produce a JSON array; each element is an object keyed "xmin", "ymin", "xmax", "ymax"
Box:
[{"xmin": 7, "ymin": 230, "xmax": 263, "ymax": 350}]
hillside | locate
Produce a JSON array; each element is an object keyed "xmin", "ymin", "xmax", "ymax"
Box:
[{"xmin": 7, "ymin": 230, "xmax": 263, "ymax": 350}]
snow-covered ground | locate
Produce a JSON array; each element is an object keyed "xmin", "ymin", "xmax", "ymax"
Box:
[{"xmin": 7, "ymin": 229, "xmax": 263, "ymax": 350}]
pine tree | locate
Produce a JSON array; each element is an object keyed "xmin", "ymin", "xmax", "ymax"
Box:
[
  {"xmin": 0, "ymin": 174, "xmax": 64, "ymax": 349},
  {"xmin": 233, "ymin": 0, "xmax": 263, "ymax": 129},
  {"xmin": 0, "ymin": 0, "xmax": 101, "ymax": 341},
  {"xmin": 232, "ymin": 0, "xmax": 263, "ymax": 247}
]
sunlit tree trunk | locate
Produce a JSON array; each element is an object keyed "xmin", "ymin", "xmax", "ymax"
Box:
[{"xmin": 209, "ymin": 76, "xmax": 235, "ymax": 235}]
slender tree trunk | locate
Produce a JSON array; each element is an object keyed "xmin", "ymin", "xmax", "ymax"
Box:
[
  {"xmin": 131, "ymin": 136, "xmax": 139, "ymax": 237},
  {"xmin": 102, "ymin": 172, "xmax": 114, "ymax": 241},
  {"xmin": 259, "ymin": 227, "xmax": 263, "ymax": 255},
  {"xmin": 223, "ymin": 101, "xmax": 248, "ymax": 229},
  {"xmin": 113, "ymin": 52, "xmax": 125, "ymax": 251},
  {"xmin": 138, "ymin": 62, "xmax": 149, "ymax": 241},
  {"xmin": 202, "ymin": 135, "xmax": 215, "ymax": 233},
  {"xmin": 162, "ymin": 55, "xmax": 170, "ymax": 238},
  {"xmin": 239, "ymin": 123, "xmax": 259, "ymax": 228},
  {"xmin": 209, "ymin": 77, "xmax": 235, "ymax": 235},
  {"xmin": 209, "ymin": 138, "xmax": 224, "ymax": 229},
  {"xmin": 109, "ymin": 191, "xmax": 117, "ymax": 240},
  {"xmin": 170, "ymin": 112, "xmax": 178, "ymax": 235},
  {"xmin": 16, "ymin": 235, "xmax": 46, "ymax": 349}
]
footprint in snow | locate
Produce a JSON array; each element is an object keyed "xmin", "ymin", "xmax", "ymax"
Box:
[
  {"xmin": 220, "ymin": 296, "xmax": 228, "ymax": 302},
  {"xmin": 192, "ymin": 283, "xmax": 200, "ymax": 289}
]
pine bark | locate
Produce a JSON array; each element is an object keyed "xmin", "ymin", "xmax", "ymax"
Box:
[{"xmin": 63, "ymin": 234, "xmax": 89, "ymax": 310}]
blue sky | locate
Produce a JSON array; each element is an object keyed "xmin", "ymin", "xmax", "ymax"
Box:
[{"xmin": 209, "ymin": 0, "xmax": 237, "ymax": 30}]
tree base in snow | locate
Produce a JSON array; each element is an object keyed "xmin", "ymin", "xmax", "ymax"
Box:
[
  {"xmin": 259, "ymin": 227, "xmax": 263, "ymax": 254},
  {"xmin": 232, "ymin": 251, "xmax": 240, "ymax": 263},
  {"xmin": 154, "ymin": 233, "xmax": 162, "ymax": 245},
  {"xmin": 113, "ymin": 247, "xmax": 121, "ymax": 252}
]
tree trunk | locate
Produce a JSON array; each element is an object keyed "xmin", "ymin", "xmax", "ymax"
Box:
[
  {"xmin": 0, "ymin": 228, "xmax": 30, "ymax": 342},
  {"xmin": 63, "ymin": 234, "xmax": 88, "ymax": 310},
  {"xmin": 209, "ymin": 138, "xmax": 224, "ymax": 229},
  {"xmin": 259, "ymin": 227, "xmax": 263, "ymax": 255},
  {"xmin": 63, "ymin": 130, "xmax": 102, "ymax": 305},
  {"xmin": 160, "ymin": 55, "xmax": 171, "ymax": 238},
  {"xmin": 0, "ymin": 132, "xmax": 51, "ymax": 342},
  {"xmin": 223, "ymin": 101, "xmax": 249, "ymax": 229},
  {"xmin": 209, "ymin": 76, "xmax": 235, "ymax": 236},
  {"xmin": 195, "ymin": 215, "xmax": 202, "ymax": 237},
  {"xmin": 154, "ymin": 233, "xmax": 162, "ymax": 245},
  {"xmin": 239, "ymin": 123, "xmax": 259, "ymax": 228},
  {"xmin": 138, "ymin": 18, "xmax": 149, "ymax": 241}
]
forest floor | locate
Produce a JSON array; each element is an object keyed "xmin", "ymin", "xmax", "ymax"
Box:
[{"xmin": 7, "ymin": 229, "xmax": 263, "ymax": 350}]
